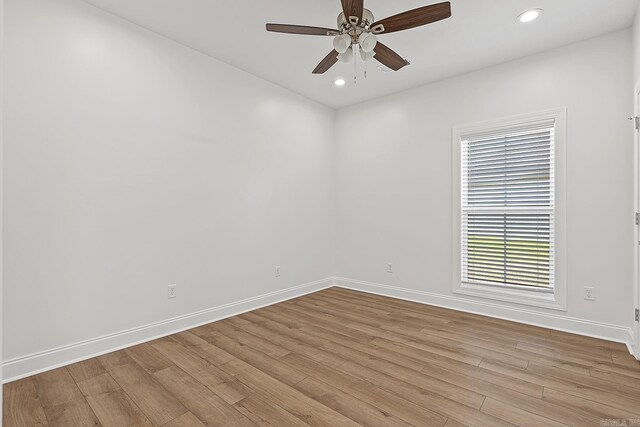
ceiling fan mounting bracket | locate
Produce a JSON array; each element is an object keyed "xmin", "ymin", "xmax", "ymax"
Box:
[{"xmin": 338, "ymin": 8, "xmax": 375, "ymax": 31}]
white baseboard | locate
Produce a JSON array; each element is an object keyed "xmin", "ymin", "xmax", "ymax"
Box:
[
  {"xmin": 335, "ymin": 277, "xmax": 635, "ymax": 353},
  {"xmin": 2, "ymin": 277, "xmax": 335, "ymax": 383}
]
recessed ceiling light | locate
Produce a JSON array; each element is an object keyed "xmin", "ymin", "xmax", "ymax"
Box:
[
  {"xmin": 518, "ymin": 8, "xmax": 543, "ymax": 23},
  {"xmin": 334, "ymin": 78, "xmax": 346, "ymax": 86}
]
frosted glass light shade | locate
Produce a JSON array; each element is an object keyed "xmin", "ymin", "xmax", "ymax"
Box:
[
  {"xmin": 337, "ymin": 47, "xmax": 354, "ymax": 63},
  {"xmin": 333, "ymin": 34, "xmax": 352, "ymax": 54},
  {"xmin": 358, "ymin": 32, "xmax": 377, "ymax": 53},
  {"xmin": 360, "ymin": 50, "xmax": 376, "ymax": 61}
]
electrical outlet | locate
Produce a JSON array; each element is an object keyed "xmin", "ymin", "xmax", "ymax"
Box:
[
  {"xmin": 387, "ymin": 263, "xmax": 393, "ymax": 273},
  {"xmin": 168, "ymin": 284, "xmax": 177, "ymax": 299},
  {"xmin": 583, "ymin": 287, "xmax": 595, "ymax": 301},
  {"xmin": 275, "ymin": 266, "xmax": 281, "ymax": 277}
]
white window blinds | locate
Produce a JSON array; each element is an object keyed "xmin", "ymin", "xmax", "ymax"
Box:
[{"xmin": 461, "ymin": 120, "xmax": 555, "ymax": 289}]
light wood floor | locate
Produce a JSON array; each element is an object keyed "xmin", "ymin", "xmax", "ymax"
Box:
[{"xmin": 4, "ymin": 287, "xmax": 640, "ymax": 427}]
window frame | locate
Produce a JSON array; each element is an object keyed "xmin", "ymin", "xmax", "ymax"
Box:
[{"xmin": 452, "ymin": 109, "xmax": 567, "ymax": 311}]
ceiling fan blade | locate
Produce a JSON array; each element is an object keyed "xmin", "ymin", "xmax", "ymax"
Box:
[
  {"xmin": 312, "ymin": 50, "xmax": 339, "ymax": 74},
  {"xmin": 266, "ymin": 23, "xmax": 339, "ymax": 36},
  {"xmin": 370, "ymin": 1, "xmax": 451, "ymax": 34},
  {"xmin": 373, "ymin": 42, "xmax": 408, "ymax": 71},
  {"xmin": 341, "ymin": 0, "xmax": 364, "ymax": 25}
]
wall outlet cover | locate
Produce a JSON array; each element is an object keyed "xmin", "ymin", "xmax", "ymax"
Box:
[
  {"xmin": 168, "ymin": 284, "xmax": 177, "ymax": 299},
  {"xmin": 583, "ymin": 287, "xmax": 595, "ymax": 301}
]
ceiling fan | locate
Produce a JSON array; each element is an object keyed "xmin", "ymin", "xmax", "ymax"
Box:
[{"xmin": 266, "ymin": 0, "xmax": 451, "ymax": 75}]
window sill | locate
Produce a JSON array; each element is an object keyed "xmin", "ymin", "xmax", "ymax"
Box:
[{"xmin": 454, "ymin": 281, "xmax": 566, "ymax": 311}]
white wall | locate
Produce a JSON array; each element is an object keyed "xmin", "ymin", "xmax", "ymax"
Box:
[
  {"xmin": 1, "ymin": 0, "xmax": 4, "ymax": 417},
  {"xmin": 634, "ymin": 2, "xmax": 640, "ymax": 86},
  {"xmin": 3, "ymin": 0, "xmax": 335, "ymax": 371},
  {"xmin": 335, "ymin": 30, "xmax": 635, "ymax": 339}
]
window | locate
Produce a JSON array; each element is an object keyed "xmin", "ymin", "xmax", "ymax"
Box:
[
  {"xmin": 463, "ymin": 123, "xmax": 554, "ymax": 289},
  {"xmin": 452, "ymin": 109, "xmax": 566, "ymax": 310}
]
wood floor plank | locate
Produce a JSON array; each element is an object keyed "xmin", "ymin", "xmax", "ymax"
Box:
[
  {"xmin": 170, "ymin": 331, "xmax": 211, "ymax": 347},
  {"xmin": 480, "ymin": 397, "xmax": 569, "ymax": 427},
  {"xmin": 322, "ymin": 341, "xmax": 486, "ymax": 409},
  {"xmin": 425, "ymin": 328, "xmax": 593, "ymax": 376},
  {"xmin": 589, "ymin": 367, "xmax": 640, "ymax": 391},
  {"xmin": 76, "ymin": 373, "xmax": 121, "ymax": 397},
  {"xmin": 3, "ymin": 379, "xmax": 48, "ymax": 427},
  {"xmin": 481, "ymin": 360, "xmax": 640, "ymax": 414},
  {"xmin": 308, "ymin": 293, "xmax": 392, "ymax": 317},
  {"xmin": 308, "ymin": 292, "xmax": 540, "ymax": 368},
  {"xmin": 444, "ymin": 419, "xmax": 468, "ymax": 427},
  {"xmin": 199, "ymin": 328, "xmax": 308, "ymax": 387},
  {"xmin": 516, "ymin": 342, "xmax": 615, "ymax": 368},
  {"xmin": 233, "ymin": 394, "xmax": 310, "ymax": 427},
  {"xmin": 293, "ymin": 376, "xmax": 412, "ymax": 427},
  {"xmin": 66, "ymin": 358, "xmax": 107, "ymax": 384},
  {"xmin": 210, "ymin": 313, "xmax": 346, "ymax": 369},
  {"xmin": 542, "ymin": 387, "xmax": 640, "ymax": 420},
  {"xmin": 370, "ymin": 339, "xmax": 542, "ymax": 397},
  {"xmin": 527, "ymin": 362, "xmax": 640, "ymax": 404},
  {"xmin": 468, "ymin": 379, "xmax": 599, "ymax": 426},
  {"xmin": 231, "ymin": 308, "xmax": 448, "ymax": 427},
  {"xmin": 296, "ymin": 312, "xmax": 544, "ymax": 403},
  {"xmin": 153, "ymin": 366, "xmax": 253, "ymax": 426},
  {"xmin": 253, "ymin": 308, "xmax": 427, "ymax": 372},
  {"xmin": 328, "ymin": 288, "xmax": 627, "ymax": 352},
  {"xmin": 104, "ymin": 361, "xmax": 188, "ymax": 425},
  {"xmin": 125, "ymin": 343, "xmax": 174, "ymax": 374},
  {"xmin": 267, "ymin": 303, "xmax": 373, "ymax": 343},
  {"xmin": 335, "ymin": 360, "xmax": 515, "ymax": 427},
  {"xmin": 98, "ymin": 349, "xmax": 136, "ymax": 369},
  {"xmin": 281, "ymin": 353, "xmax": 447, "ymax": 427},
  {"xmin": 32, "ymin": 368, "xmax": 100, "ymax": 427},
  {"xmin": 219, "ymin": 357, "xmax": 361, "ymax": 427},
  {"xmin": 6, "ymin": 287, "xmax": 640, "ymax": 427},
  {"xmin": 152, "ymin": 339, "xmax": 251, "ymax": 405},
  {"xmin": 373, "ymin": 336, "xmax": 483, "ymax": 366},
  {"xmin": 592, "ymin": 360, "xmax": 640, "ymax": 379},
  {"xmin": 190, "ymin": 341, "xmax": 237, "ymax": 366},
  {"xmin": 210, "ymin": 320, "xmax": 291, "ymax": 358},
  {"xmin": 304, "ymin": 295, "xmax": 529, "ymax": 369},
  {"xmin": 610, "ymin": 351, "xmax": 640, "ymax": 369},
  {"xmin": 42, "ymin": 400, "xmax": 100, "ymax": 427},
  {"xmin": 161, "ymin": 412, "xmax": 206, "ymax": 427},
  {"xmin": 275, "ymin": 302, "xmax": 542, "ymax": 401},
  {"xmin": 32, "ymin": 368, "xmax": 86, "ymax": 409},
  {"xmin": 238, "ymin": 311, "xmax": 330, "ymax": 348},
  {"xmin": 85, "ymin": 390, "xmax": 153, "ymax": 427}
]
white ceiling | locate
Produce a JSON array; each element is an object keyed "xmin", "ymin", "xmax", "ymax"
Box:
[{"xmin": 83, "ymin": 0, "xmax": 638, "ymax": 109}]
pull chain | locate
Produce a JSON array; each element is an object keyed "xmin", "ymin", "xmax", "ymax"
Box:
[
  {"xmin": 353, "ymin": 44, "xmax": 357, "ymax": 84},
  {"xmin": 364, "ymin": 53, "xmax": 367, "ymax": 79}
]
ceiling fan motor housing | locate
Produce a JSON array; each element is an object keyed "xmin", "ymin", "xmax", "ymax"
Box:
[{"xmin": 337, "ymin": 8, "xmax": 374, "ymax": 30}]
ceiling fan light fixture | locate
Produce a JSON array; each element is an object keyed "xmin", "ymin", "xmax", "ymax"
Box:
[
  {"xmin": 337, "ymin": 47, "xmax": 354, "ymax": 63},
  {"xmin": 333, "ymin": 33, "xmax": 352, "ymax": 54},
  {"xmin": 265, "ymin": 1, "xmax": 453, "ymax": 75},
  {"xmin": 358, "ymin": 32, "xmax": 377, "ymax": 53},
  {"xmin": 334, "ymin": 78, "xmax": 346, "ymax": 86},
  {"xmin": 518, "ymin": 8, "xmax": 543, "ymax": 23}
]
